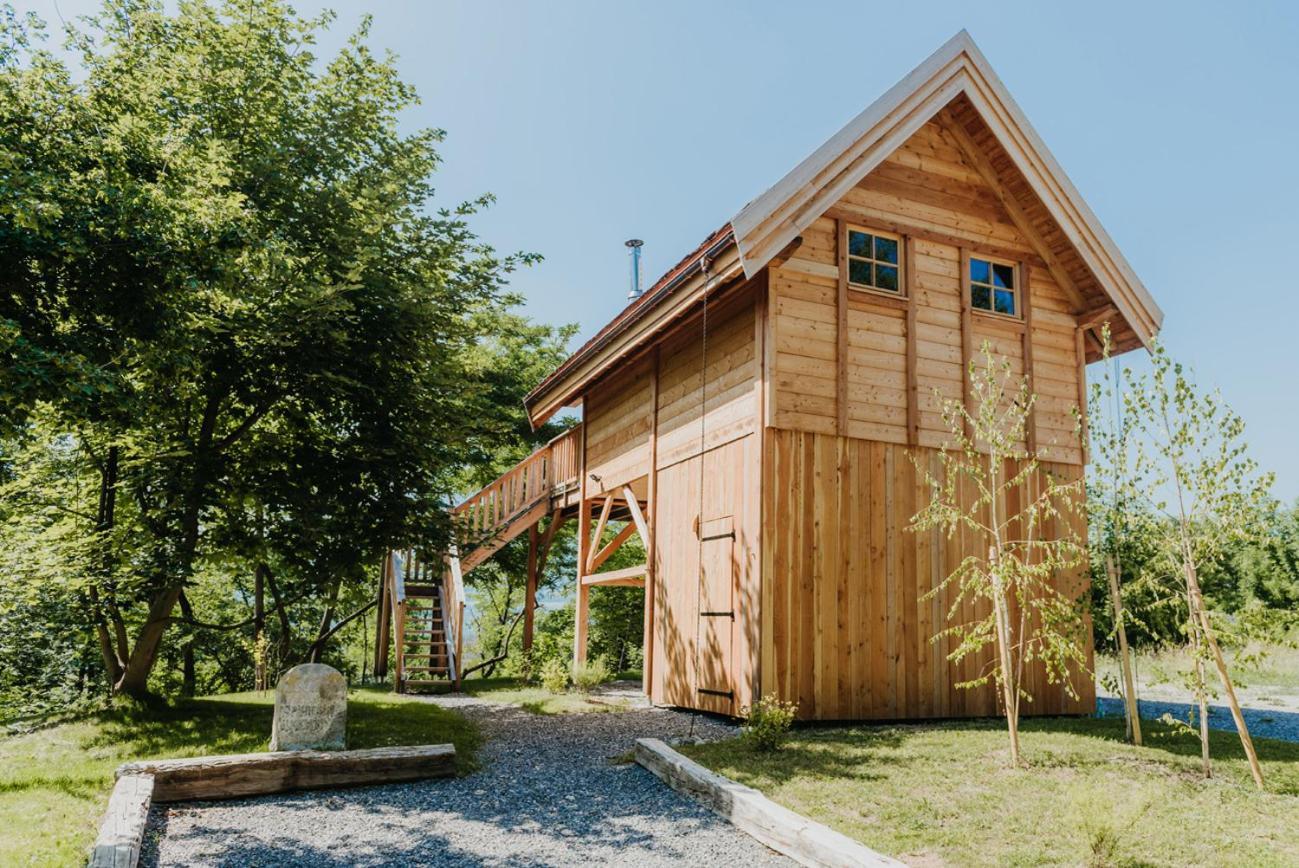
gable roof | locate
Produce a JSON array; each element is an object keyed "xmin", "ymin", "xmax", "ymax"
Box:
[
  {"xmin": 731, "ymin": 29, "xmax": 1162, "ymax": 347},
  {"xmin": 524, "ymin": 30, "xmax": 1163, "ymax": 428}
]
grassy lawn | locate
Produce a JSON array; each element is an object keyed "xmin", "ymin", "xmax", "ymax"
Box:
[
  {"xmin": 0, "ymin": 687, "xmax": 480, "ymax": 867},
  {"xmin": 682, "ymin": 716, "xmax": 1299, "ymax": 867},
  {"xmin": 423, "ymin": 676, "xmax": 640, "ymax": 715}
]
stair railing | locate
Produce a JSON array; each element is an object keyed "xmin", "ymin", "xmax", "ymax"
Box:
[
  {"xmin": 453, "ymin": 425, "xmax": 582, "ymax": 545},
  {"xmin": 443, "ymin": 549, "xmax": 465, "ymax": 689},
  {"xmin": 390, "ymin": 550, "xmax": 409, "ymax": 690}
]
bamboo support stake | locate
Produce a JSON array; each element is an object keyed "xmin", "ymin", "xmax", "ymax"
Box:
[
  {"xmin": 1105, "ymin": 555, "xmax": 1142, "ymax": 745},
  {"xmin": 1187, "ymin": 562, "xmax": 1265, "ymax": 789}
]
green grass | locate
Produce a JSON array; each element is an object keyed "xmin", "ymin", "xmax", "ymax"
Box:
[
  {"xmin": 0, "ymin": 687, "xmax": 480, "ymax": 867},
  {"xmin": 421, "ymin": 676, "xmax": 634, "ymax": 715},
  {"xmin": 681, "ymin": 716, "xmax": 1299, "ymax": 867}
]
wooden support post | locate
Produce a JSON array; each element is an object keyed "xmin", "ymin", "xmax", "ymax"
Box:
[
  {"xmin": 373, "ymin": 557, "xmax": 390, "ymax": 681},
  {"xmin": 1020, "ymin": 260, "xmax": 1037, "ymax": 455},
  {"xmin": 904, "ymin": 235, "xmax": 919, "ymax": 447},
  {"xmin": 836, "ymin": 224, "xmax": 851, "ymax": 431},
  {"xmin": 959, "ymin": 247, "xmax": 974, "ymax": 440},
  {"xmin": 574, "ymin": 413, "xmax": 591, "ymax": 667},
  {"xmin": 586, "ymin": 494, "xmax": 614, "ymax": 572},
  {"xmin": 644, "ymin": 346, "xmax": 661, "ymax": 698},
  {"xmin": 1075, "ymin": 326, "xmax": 1090, "ymax": 464},
  {"xmin": 523, "ymin": 523, "xmax": 539, "ymax": 654}
]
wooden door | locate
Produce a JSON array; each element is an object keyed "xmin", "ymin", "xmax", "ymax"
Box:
[{"xmin": 695, "ymin": 513, "xmax": 736, "ymax": 714}]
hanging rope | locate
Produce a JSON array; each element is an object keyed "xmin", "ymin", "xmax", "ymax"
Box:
[{"xmin": 691, "ymin": 256, "xmax": 711, "ymax": 719}]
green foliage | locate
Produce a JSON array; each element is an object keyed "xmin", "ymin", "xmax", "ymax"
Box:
[
  {"xmin": 1088, "ymin": 333, "xmax": 1278, "ymax": 783},
  {"xmin": 0, "ymin": 0, "xmax": 572, "ymax": 708},
  {"xmin": 911, "ymin": 342, "xmax": 1088, "ymax": 765},
  {"xmin": 569, "ymin": 656, "xmax": 611, "ymax": 693},
  {"xmin": 739, "ymin": 694, "xmax": 798, "ymax": 752},
  {"xmin": 539, "ymin": 656, "xmax": 568, "ymax": 694}
]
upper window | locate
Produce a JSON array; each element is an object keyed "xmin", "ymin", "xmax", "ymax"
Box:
[
  {"xmin": 847, "ymin": 228, "xmax": 901, "ymax": 293},
  {"xmin": 969, "ymin": 256, "xmax": 1017, "ymax": 317}
]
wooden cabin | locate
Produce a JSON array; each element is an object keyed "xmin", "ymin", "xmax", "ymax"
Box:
[{"xmin": 393, "ymin": 32, "xmax": 1164, "ymax": 719}]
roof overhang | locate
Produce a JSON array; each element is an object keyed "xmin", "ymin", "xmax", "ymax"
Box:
[
  {"xmin": 523, "ymin": 226, "xmax": 743, "ymax": 427},
  {"xmin": 730, "ymin": 29, "xmax": 1163, "ymax": 348}
]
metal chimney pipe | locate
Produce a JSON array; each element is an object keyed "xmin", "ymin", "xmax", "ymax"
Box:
[{"xmin": 625, "ymin": 239, "xmax": 644, "ymax": 300}]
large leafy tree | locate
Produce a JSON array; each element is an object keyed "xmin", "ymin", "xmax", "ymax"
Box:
[{"xmin": 0, "ymin": 0, "xmax": 568, "ymax": 699}]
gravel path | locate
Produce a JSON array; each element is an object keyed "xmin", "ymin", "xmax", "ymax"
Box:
[
  {"xmin": 141, "ymin": 691, "xmax": 791, "ymax": 867},
  {"xmin": 1096, "ymin": 696, "xmax": 1299, "ymax": 743}
]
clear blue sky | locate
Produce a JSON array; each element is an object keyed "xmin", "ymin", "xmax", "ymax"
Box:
[{"xmin": 22, "ymin": 1, "xmax": 1299, "ymax": 499}]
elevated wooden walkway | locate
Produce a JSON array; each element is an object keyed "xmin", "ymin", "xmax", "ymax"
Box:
[
  {"xmin": 378, "ymin": 422, "xmax": 655, "ymax": 691},
  {"xmin": 452, "ymin": 425, "xmax": 583, "ymax": 571}
]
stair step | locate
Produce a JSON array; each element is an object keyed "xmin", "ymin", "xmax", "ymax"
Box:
[{"xmin": 404, "ymin": 666, "xmax": 449, "ymax": 674}]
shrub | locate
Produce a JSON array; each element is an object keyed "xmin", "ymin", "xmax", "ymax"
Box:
[
  {"xmin": 569, "ymin": 656, "xmax": 611, "ymax": 693},
  {"xmin": 740, "ymin": 694, "xmax": 798, "ymax": 751},
  {"xmin": 540, "ymin": 657, "xmax": 569, "ymax": 694}
]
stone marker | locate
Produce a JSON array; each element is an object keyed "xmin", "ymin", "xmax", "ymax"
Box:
[{"xmin": 269, "ymin": 663, "xmax": 347, "ymax": 752}]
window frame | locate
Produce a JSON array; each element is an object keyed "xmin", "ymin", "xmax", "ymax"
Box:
[
  {"xmin": 844, "ymin": 223, "xmax": 906, "ymax": 299},
  {"xmin": 966, "ymin": 253, "xmax": 1021, "ymax": 320}
]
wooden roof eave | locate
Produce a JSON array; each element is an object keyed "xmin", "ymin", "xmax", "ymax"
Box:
[
  {"xmin": 729, "ymin": 29, "xmax": 1164, "ymax": 349},
  {"xmin": 524, "ymin": 241, "xmax": 745, "ymax": 428}
]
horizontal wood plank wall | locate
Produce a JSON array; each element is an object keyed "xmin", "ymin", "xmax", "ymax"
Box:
[
  {"xmin": 769, "ymin": 115, "xmax": 1086, "ymax": 467},
  {"xmin": 656, "ymin": 291, "xmax": 759, "ymax": 470},
  {"xmin": 762, "ymin": 428, "xmax": 1094, "ymax": 721},
  {"xmin": 650, "ymin": 293, "xmax": 761, "ymax": 716},
  {"xmin": 584, "ymin": 356, "xmax": 655, "ymax": 496}
]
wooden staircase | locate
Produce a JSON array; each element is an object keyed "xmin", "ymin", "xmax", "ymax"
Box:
[
  {"xmin": 380, "ymin": 425, "xmax": 584, "ymax": 691},
  {"xmin": 385, "ymin": 550, "xmax": 465, "ymax": 692}
]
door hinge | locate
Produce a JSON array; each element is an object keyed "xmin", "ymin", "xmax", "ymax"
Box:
[
  {"xmin": 699, "ymin": 610, "xmax": 734, "ymax": 619},
  {"xmin": 697, "ymin": 687, "xmax": 734, "ymax": 699}
]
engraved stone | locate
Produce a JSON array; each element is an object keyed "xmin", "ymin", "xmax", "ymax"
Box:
[{"xmin": 269, "ymin": 663, "xmax": 347, "ymax": 752}]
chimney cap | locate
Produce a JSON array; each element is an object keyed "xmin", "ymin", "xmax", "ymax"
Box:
[{"xmin": 625, "ymin": 238, "xmax": 644, "ymax": 248}]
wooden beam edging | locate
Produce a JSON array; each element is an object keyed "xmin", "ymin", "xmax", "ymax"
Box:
[
  {"xmin": 634, "ymin": 739, "xmax": 905, "ymax": 868},
  {"xmin": 117, "ymin": 743, "xmax": 456, "ymax": 803},
  {"xmin": 90, "ymin": 744, "xmax": 457, "ymax": 867},
  {"xmin": 88, "ymin": 774, "xmax": 153, "ymax": 868}
]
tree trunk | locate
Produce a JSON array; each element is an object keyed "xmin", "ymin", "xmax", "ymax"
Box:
[
  {"xmin": 114, "ymin": 386, "xmax": 224, "ymax": 698},
  {"xmin": 89, "ymin": 586, "xmax": 124, "ymax": 687},
  {"xmin": 304, "ymin": 598, "xmax": 377, "ymax": 662},
  {"xmin": 115, "ymin": 585, "xmax": 185, "ymax": 697},
  {"xmin": 991, "ymin": 577, "xmax": 1021, "ymax": 767},
  {"xmin": 177, "ymin": 591, "xmax": 197, "ymax": 697},
  {"xmin": 1192, "ymin": 626, "xmax": 1212, "ymax": 779},
  {"xmin": 308, "ymin": 578, "xmax": 342, "ymax": 664},
  {"xmin": 261, "ymin": 563, "xmax": 294, "ymax": 673},
  {"xmin": 89, "ymin": 446, "xmax": 126, "ymax": 687},
  {"xmin": 1105, "ymin": 555, "xmax": 1142, "ymax": 745}
]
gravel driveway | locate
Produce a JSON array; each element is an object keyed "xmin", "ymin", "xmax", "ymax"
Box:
[{"xmin": 140, "ymin": 691, "xmax": 790, "ymax": 867}]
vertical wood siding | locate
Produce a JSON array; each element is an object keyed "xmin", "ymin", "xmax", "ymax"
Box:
[
  {"xmin": 625, "ymin": 290, "xmax": 762, "ymax": 716},
  {"xmin": 761, "ymin": 428, "xmax": 1094, "ymax": 720}
]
